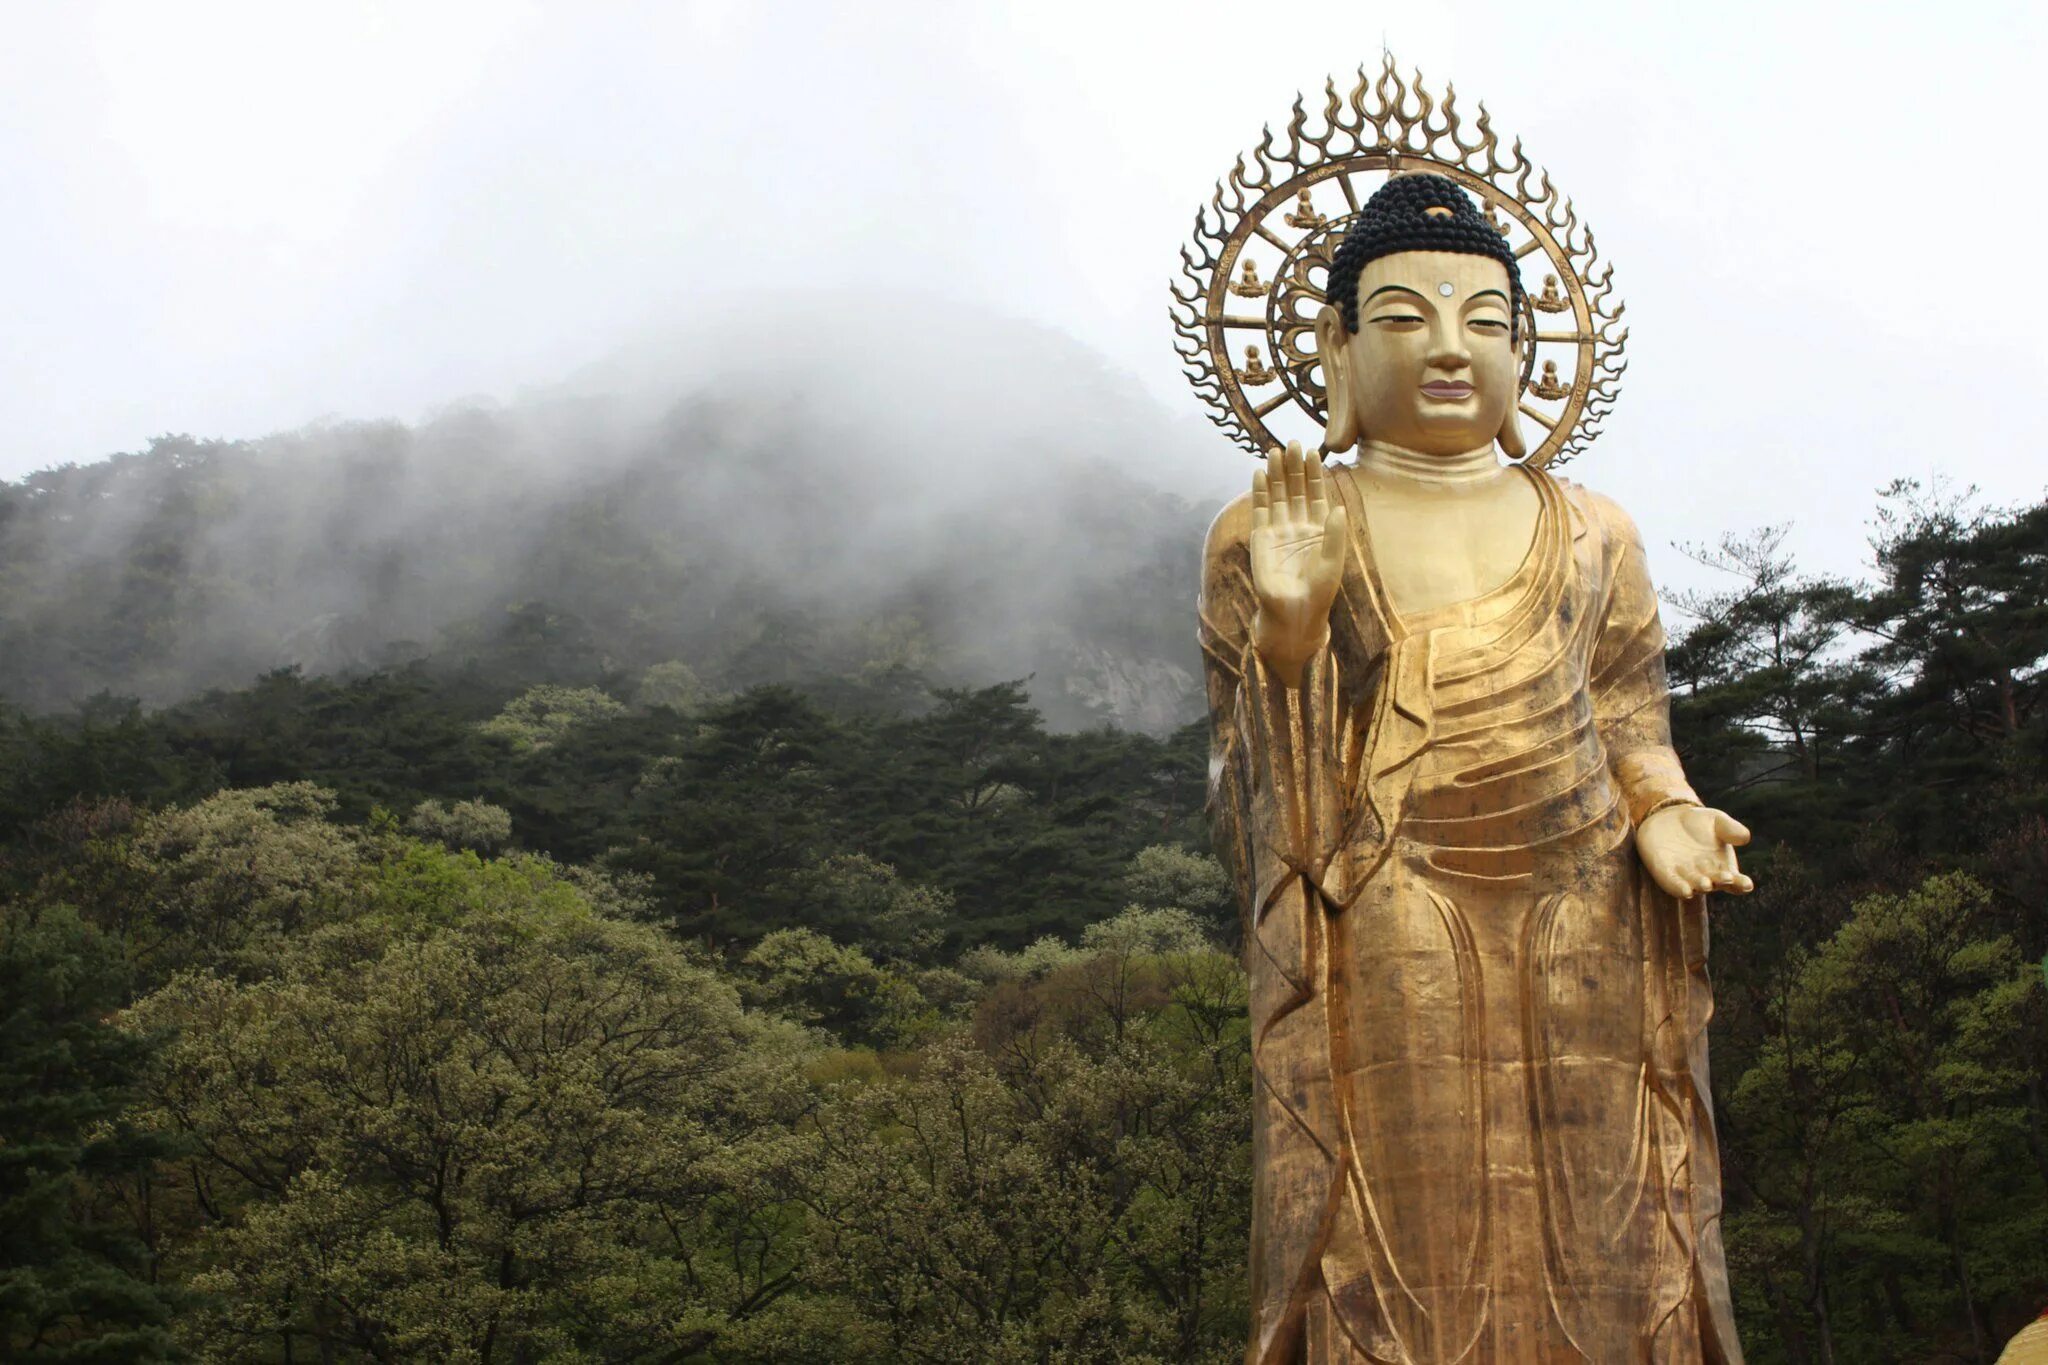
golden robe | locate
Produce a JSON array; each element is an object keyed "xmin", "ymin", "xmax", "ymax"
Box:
[{"xmin": 1200, "ymin": 466, "xmax": 1742, "ymax": 1365}]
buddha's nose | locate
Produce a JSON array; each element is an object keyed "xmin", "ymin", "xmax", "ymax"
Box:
[{"xmin": 1427, "ymin": 333, "xmax": 1471, "ymax": 371}]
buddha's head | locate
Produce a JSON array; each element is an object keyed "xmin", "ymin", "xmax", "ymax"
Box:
[{"xmin": 1314, "ymin": 173, "xmax": 1525, "ymax": 458}]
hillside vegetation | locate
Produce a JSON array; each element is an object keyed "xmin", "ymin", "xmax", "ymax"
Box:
[{"xmin": 2, "ymin": 402, "xmax": 2044, "ymax": 1360}]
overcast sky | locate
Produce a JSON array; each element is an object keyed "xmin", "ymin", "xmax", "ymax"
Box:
[{"xmin": 5, "ymin": 0, "xmax": 2045, "ymax": 593}]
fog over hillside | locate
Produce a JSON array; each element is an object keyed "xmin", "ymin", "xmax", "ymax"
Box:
[{"xmin": 0, "ymin": 296, "xmax": 1230, "ymax": 731}]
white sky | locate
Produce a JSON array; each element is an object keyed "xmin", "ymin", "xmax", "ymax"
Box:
[{"xmin": 5, "ymin": 0, "xmax": 2046, "ymax": 592}]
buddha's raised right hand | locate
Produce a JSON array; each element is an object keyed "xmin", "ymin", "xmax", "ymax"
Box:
[{"xmin": 1250, "ymin": 441, "xmax": 1350, "ymax": 687}]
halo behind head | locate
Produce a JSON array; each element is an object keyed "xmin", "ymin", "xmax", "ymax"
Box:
[{"xmin": 1169, "ymin": 57, "xmax": 1630, "ymax": 468}]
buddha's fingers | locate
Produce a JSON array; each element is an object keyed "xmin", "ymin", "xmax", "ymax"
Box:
[
  {"xmin": 1305, "ymin": 450, "xmax": 1329, "ymax": 519},
  {"xmin": 1648, "ymin": 862, "xmax": 1693, "ymax": 901},
  {"xmin": 1266, "ymin": 448, "xmax": 1288, "ymax": 526},
  {"xmin": 1714, "ymin": 812, "xmax": 1751, "ymax": 846},
  {"xmin": 1284, "ymin": 442, "xmax": 1309, "ymax": 515},
  {"xmin": 1316, "ymin": 506, "xmax": 1350, "ymax": 587},
  {"xmin": 1252, "ymin": 469, "xmax": 1270, "ymax": 530}
]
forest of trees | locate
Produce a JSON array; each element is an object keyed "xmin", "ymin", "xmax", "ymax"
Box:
[{"xmin": 2, "ymin": 451, "xmax": 2044, "ymax": 1361}]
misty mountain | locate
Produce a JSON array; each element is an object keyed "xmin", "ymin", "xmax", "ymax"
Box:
[{"xmin": 0, "ymin": 300, "xmax": 1227, "ymax": 731}]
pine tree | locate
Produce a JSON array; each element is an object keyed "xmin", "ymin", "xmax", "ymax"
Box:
[{"xmin": 0, "ymin": 902, "xmax": 178, "ymax": 1362}]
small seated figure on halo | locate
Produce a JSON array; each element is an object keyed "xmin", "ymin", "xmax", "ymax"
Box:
[
  {"xmin": 1239, "ymin": 344, "xmax": 1277, "ymax": 386},
  {"xmin": 1284, "ymin": 188, "xmax": 1328, "ymax": 230},
  {"xmin": 1535, "ymin": 272, "xmax": 1570, "ymax": 312},
  {"xmin": 1231, "ymin": 259, "xmax": 1269, "ymax": 298},
  {"xmin": 1531, "ymin": 358, "xmax": 1569, "ymax": 400}
]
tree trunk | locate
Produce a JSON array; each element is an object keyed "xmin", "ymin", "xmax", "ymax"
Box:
[
  {"xmin": 1942, "ymin": 1180, "xmax": 1987, "ymax": 1363},
  {"xmin": 1801, "ymin": 1205, "xmax": 1837, "ymax": 1365}
]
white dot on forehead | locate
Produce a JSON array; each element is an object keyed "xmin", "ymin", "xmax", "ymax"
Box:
[{"xmin": 1437, "ymin": 282, "xmax": 1455, "ymax": 297}]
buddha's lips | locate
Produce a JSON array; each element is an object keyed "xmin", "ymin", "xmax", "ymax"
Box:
[{"xmin": 1421, "ymin": 381, "xmax": 1474, "ymax": 399}]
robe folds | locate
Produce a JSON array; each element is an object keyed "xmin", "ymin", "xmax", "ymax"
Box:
[{"xmin": 1199, "ymin": 465, "xmax": 1743, "ymax": 1365}]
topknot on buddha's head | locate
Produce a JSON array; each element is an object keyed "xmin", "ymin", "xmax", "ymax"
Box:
[{"xmin": 1325, "ymin": 173, "xmax": 1524, "ymax": 334}]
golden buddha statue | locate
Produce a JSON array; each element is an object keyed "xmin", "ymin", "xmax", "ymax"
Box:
[
  {"xmin": 1240, "ymin": 344, "xmax": 1278, "ymax": 386},
  {"xmin": 1531, "ymin": 358, "xmax": 1569, "ymax": 400},
  {"xmin": 1233, "ymin": 259, "xmax": 1272, "ymax": 298},
  {"xmin": 1999, "ymin": 1311, "xmax": 2048, "ymax": 1364},
  {"xmin": 1197, "ymin": 171, "xmax": 1750, "ymax": 1363},
  {"xmin": 1535, "ymin": 272, "xmax": 1569, "ymax": 313}
]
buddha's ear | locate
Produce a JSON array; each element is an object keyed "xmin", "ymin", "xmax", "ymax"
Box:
[
  {"xmin": 1496, "ymin": 337, "xmax": 1527, "ymax": 460},
  {"xmin": 1314, "ymin": 305, "xmax": 1359, "ymax": 454},
  {"xmin": 1496, "ymin": 399, "xmax": 1526, "ymax": 460}
]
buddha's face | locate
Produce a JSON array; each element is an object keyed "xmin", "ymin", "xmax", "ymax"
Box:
[{"xmin": 1324, "ymin": 249, "xmax": 1517, "ymax": 456}]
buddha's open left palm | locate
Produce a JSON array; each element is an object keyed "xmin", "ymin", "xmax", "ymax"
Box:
[
  {"xmin": 1636, "ymin": 805, "xmax": 1754, "ymax": 899},
  {"xmin": 1250, "ymin": 442, "xmax": 1349, "ymax": 684}
]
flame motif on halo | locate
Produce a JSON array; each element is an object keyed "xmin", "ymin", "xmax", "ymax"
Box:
[{"xmin": 1169, "ymin": 57, "xmax": 1628, "ymax": 468}]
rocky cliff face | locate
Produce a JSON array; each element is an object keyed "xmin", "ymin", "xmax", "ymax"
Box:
[{"xmin": 1053, "ymin": 639, "xmax": 1202, "ymax": 735}]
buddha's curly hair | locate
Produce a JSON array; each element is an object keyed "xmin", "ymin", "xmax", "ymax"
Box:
[{"xmin": 1325, "ymin": 173, "xmax": 1523, "ymax": 336}]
